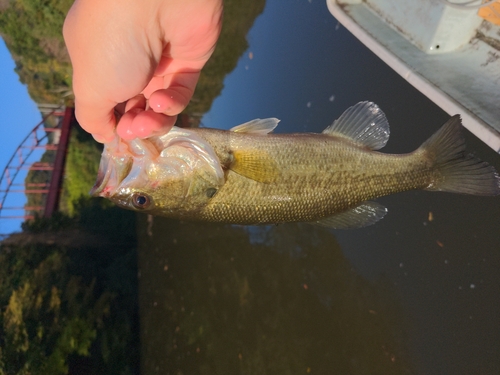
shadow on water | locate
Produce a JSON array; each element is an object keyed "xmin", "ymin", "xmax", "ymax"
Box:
[{"xmin": 138, "ymin": 217, "xmax": 413, "ymax": 374}]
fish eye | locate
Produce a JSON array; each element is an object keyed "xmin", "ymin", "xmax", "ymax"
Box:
[
  {"xmin": 131, "ymin": 193, "xmax": 152, "ymax": 209},
  {"xmin": 206, "ymin": 187, "xmax": 218, "ymax": 198}
]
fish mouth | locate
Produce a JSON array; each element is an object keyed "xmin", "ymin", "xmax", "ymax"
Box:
[
  {"xmin": 90, "ymin": 153, "xmax": 113, "ymax": 197},
  {"xmin": 90, "ymin": 138, "xmax": 133, "ymax": 197}
]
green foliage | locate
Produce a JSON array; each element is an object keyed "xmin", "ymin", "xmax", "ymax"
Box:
[
  {"xmin": 1, "ymin": 0, "xmax": 265, "ymax": 110},
  {"xmin": 14, "ymin": 56, "xmax": 72, "ymax": 104},
  {"xmin": 185, "ymin": 0, "xmax": 266, "ymax": 118},
  {"xmin": 0, "ymin": 0, "xmax": 72, "ymax": 103},
  {"xmin": 0, "ymin": 243, "xmax": 109, "ymax": 374},
  {"xmin": 1, "ymin": 0, "xmax": 267, "ymax": 373},
  {"xmin": 60, "ymin": 126, "xmax": 103, "ymax": 216},
  {"xmin": 21, "ymin": 211, "xmax": 74, "ymax": 233},
  {"xmin": 0, "ymin": 202, "xmax": 139, "ymax": 375}
]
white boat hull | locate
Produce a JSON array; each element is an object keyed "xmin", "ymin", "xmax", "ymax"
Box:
[{"xmin": 327, "ymin": 0, "xmax": 500, "ymax": 152}]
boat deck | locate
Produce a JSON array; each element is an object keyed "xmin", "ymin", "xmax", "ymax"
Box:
[{"xmin": 327, "ymin": 0, "xmax": 500, "ymax": 152}]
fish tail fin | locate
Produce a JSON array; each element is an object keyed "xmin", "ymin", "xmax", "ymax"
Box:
[{"xmin": 420, "ymin": 115, "xmax": 500, "ymax": 196}]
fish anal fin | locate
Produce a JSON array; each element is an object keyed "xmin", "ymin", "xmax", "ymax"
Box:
[
  {"xmin": 231, "ymin": 150, "xmax": 280, "ymax": 183},
  {"xmin": 230, "ymin": 118, "xmax": 280, "ymax": 135},
  {"xmin": 323, "ymin": 101, "xmax": 390, "ymax": 150},
  {"xmin": 311, "ymin": 201, "xmax": 387, "ymax": 229}
]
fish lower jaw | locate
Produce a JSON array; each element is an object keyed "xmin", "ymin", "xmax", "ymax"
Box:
[{"xmin": 95, "ymin": 186, "xmax": 119, "ymax": 198}]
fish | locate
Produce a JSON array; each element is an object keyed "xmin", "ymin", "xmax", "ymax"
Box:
[{"xmin": 90, "ymin": 101, "xmax": 500, "ymax": 229}]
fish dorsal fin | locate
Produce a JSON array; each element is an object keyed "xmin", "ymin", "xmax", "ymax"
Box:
[
  {"xmin": 230, "ymin": 149, "xmax": 280, "ymax": 183},
  {"xmin": 311, "ymin": 201, "xmax": 387, "ymax": 229},
  {"xmin": 230, "ymin": 118, "xmax": 280, "ymax": 135},
  {"xmin": 323, "ymin": 101, "xmax": 390, "ymax": 150}
]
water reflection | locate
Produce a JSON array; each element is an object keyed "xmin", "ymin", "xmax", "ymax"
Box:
[
  {"xmin": 138, "ymin": 217, "xmax": 413, "ymax": 374},
  {"xmin": 134, "ymin": 0, "xmax": 500, "ymax": 373}
]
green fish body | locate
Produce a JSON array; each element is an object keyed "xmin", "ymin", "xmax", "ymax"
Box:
[{"xmin": 91, "ymin": 102, "xmax": 499, "ymax": 229}]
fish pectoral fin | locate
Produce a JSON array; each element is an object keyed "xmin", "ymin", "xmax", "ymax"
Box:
[
  {"xmin": 230, "ymin": 118, "xmax": 280, "ymax": 135},
  {"xmin": 230, "ymin": 150, "xmax": 280, "ymax": 183},
  {"xmin": 323, "ymin": 101, "xmax": 390, "ymax": 150},
  {"xmin": 311, "ymin": 201, "xmax": 388, "ymax": 229}
]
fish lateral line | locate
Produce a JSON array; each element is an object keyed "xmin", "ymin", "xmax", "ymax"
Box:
[{"xmin": 91, "ymin": 101, "xmax": 500, "ymax": 230}]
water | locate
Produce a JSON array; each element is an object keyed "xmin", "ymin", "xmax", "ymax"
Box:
[{"xmin": 137, "ymin": 1, "xmax": 500, "ymax": 374}]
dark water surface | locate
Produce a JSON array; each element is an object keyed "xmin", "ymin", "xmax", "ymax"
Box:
[{"xmin": 138, "ymin": 1, "xmax": 500, "ymax": 374}]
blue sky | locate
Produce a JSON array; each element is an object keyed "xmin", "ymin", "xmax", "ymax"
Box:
[
  {"xmin": 201, "ymin": 0, "xmax": 343, "ymax": 133},
  {"xmin": 0, "ymin": 37, "xmax": 42, "ymax": 235}
]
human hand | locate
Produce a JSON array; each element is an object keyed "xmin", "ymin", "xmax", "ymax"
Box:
[{"xmin": 63, "ymin": 0, "xmax": 223, "ymax": 143}]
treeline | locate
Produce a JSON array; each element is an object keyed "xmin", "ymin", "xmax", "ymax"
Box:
[
  {"xmin": 185, "ymin": 0, "xmax": 266, "ymax": 116},
  {"xmin": 59, "ymin": 126, "xmax": 103, "ymax": 215},
  {"xmin": 0, "ymin": 0, "xmax": 73, "ymax": 104},
  {"xmin": 2, "ymin": 0, "xmax": 267, "ymax": 373},
  {"xmin": 0, "ymin": 0, "xmax": 266, "ymax": 110},
  {"xmin": 0, "ymin": 202, "xmax": 138, "ymax": 374},
  {"xmin": 4, "ymin": 0, "xmax": 266, "ymax": 214}
]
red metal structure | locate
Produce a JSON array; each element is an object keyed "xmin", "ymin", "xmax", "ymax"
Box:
[
  {"xmin": 0, "ymin": 107, "xmax": 74, "ymax": 236},
  {"xmin": 44, "ymin": 107, "xmax": 73, "ymax": 217}
]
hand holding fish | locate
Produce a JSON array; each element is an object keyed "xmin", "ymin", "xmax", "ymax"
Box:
[{"xmin": 63, "ymin": 0, "xmax": 223, "ymax": 143}]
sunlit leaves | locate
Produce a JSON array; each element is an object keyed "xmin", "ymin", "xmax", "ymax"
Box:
[
  {"xmin": 0, "ymin": 243, "xmax": 111, "ymax": 374},
  {"xmin": 60, "ymin": 128, "xmax": 102, "ymax": 216},
  {"xmin": 0, "ymin": 0, "xmax": 72, "ymax": 103}
]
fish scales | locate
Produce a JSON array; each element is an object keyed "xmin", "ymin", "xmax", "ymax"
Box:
[
  {"xmin": 191, "ymin": 129, "xmax": 432, "ymax": 224},
  {"xmin": 91, "ymin": 102, "xmax": 500, "ymax": 229}
]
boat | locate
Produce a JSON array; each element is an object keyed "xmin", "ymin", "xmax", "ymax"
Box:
[{"xmin": 327, "ymin": 0, "xmax": 500, "ymax": 153}]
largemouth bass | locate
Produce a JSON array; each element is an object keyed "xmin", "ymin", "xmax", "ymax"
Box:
[{"xmin": 91, "ymin": 102, "xmax": 500, "ymax": 229}]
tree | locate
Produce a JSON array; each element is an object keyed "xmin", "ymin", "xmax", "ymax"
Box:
[
  {"xmin": 0, "ymin": 242, "xmax": 108, "ymax": 374},
  {"xmin": 0, "ymin": 202, "xmax": 139, "ymax": 375}
]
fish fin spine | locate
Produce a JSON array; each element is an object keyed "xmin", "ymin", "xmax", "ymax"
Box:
[
  {"xmin": 323, "ymin": 101, "xmax": 390, "ymax": 150},
  {"xmin": 421, "ymin": 115, "xmax": 500, "ymax": 196},
  {"xmin": 230, "ymin": 118, "xmax": 280, "ymax": 134},
  {"xmin": 311, "ymin": 201, "xmax": 387, "ymax": 229}
]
